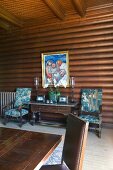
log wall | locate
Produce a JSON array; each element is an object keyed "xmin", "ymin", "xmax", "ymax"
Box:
[{"xmin": 0, "ymin": 4, "xmax": 113, "ymax": 125}]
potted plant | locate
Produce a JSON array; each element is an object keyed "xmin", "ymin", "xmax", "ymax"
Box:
[{"xmin": 48, "ymin": 86, "xmax": 61, "ymax": 103}]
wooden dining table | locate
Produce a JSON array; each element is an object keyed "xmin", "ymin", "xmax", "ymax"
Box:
[{"xmin": 0, "ymin": 127, "xmax": 62, "ymax": 170}]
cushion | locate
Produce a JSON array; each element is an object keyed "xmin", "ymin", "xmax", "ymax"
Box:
[
  {"xmin": 79, "ymin": 114, "xmax": 100, "ymax": 124},
  {"xmin": 81, "ymin": 89, "xmax": 102, "ymax": 113},
  {"xmin": 14, "ymin": 88, "xmax": 32, "ymax": 108},
  {"xmin": 5, "ymin": 108, "xmax": 28, "ymax": 117}
]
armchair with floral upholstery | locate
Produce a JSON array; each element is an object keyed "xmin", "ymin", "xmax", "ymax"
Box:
[
  {"xmin": 3, "ymin": 88, "xmax": 32, "ymax": 127},
  {"xmin": 79, "ymin": 88, "xmax": 102, "ymax": 138}
]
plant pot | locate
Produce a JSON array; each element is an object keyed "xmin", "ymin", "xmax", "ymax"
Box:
[{"xmin": 48, "ymin": 91, "xmax": 57, "ymax": 103}]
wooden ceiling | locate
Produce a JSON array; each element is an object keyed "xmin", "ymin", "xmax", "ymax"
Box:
[{"xmin": 0, "ymin": 0, "xmax": 112, "ymax": 30}]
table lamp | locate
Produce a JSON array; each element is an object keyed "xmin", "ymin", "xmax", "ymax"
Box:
[
  {"xmin": 70, "ymin": 77, "xmax": 75, "ymax": 103},
  {"xmin": 34, "ymin": 77, "xmax": 39, "ymax": 95}
]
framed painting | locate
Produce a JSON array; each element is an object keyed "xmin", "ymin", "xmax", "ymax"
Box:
[{"xmin": 42, "ymin": 51, "xmax": 69, "ymax": 88}]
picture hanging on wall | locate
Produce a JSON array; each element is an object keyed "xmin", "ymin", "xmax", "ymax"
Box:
[{"xmin": 42, "ymin": 51, "xmax": 69, "ymax": 88}]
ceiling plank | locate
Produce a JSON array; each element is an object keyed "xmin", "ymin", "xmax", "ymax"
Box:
[
  {"xmin": 0, "ymin": 19, "xmax": 10, "ymax": 30},
  {"xmin": 43, "ymin": 0, "xmax": 66, "ymax": 20},
  {"xmin": 71, "ymin": 0, "xmax": 87, "ymax": 17},
  {"xmin": 0, "ymin": 6, "xmax": 23, "ymax": 27}
]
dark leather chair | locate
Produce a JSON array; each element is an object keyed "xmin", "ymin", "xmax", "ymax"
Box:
[
  {"xmin": 40, "ymin": 114, "xmax": 89, "ymax": 170},
  {"xmin": 78, "ymin": 88, "xmax": 102, "ymax": 138}
]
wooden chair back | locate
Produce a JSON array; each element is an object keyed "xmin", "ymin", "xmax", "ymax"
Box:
[{"xmin": 62, "ymin": 114, "xmax": 89, "ymax": 170}]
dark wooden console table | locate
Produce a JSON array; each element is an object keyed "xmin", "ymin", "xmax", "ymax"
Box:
[{"xmin": 30, "ymin": 102, "xmax": 78, "ymax": 126}]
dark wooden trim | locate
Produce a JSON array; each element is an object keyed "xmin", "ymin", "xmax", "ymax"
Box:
[
  {"xmin": 71, "ymin": 0, "xmax": 87, "ymax": 17},
  {"xmin": 0, "ymin": 19, "xmax": 10, "ymax": 30},
  {"xmin": 43, "ymin": 0, "xmax": 66, "ymax": 20},
  {"xmin": 0, "ymin": 5, "xmax": 23, "ymax": 27}
]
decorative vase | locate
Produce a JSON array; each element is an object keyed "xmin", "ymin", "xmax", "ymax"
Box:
[{"xmin": 48, "ymin": 90, "xmax": 57, "ymax": 103}]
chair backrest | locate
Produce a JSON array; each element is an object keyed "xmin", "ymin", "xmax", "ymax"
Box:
[
  {"xmin": 14, "ymin": 88, "xmax": 32, "ymax": 108},
  {"xmin": 62, "ymin": 114, "xmax": 89, "ymax": 170},
  {"xmin": 80, "ymin": 88, "xmax": 102, "ymax": 114}
]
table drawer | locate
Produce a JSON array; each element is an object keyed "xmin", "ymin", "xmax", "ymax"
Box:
[{"xmin": 31, "ymin": 105, "xmax": 71, "ymax": 114}]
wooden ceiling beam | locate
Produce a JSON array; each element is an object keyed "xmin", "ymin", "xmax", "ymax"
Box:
[
  {"xmin": 71, "ymin": 0, "xmax": 87, "ymax": 17},
  {"xmin": 0, "ymin": 19, "xmax": 10, "ymax": 30},
  {"xmin": 43, "ymin": 0, "xmax": 65, "ymax": 20},
  {"xmin": 0, "ymin": 6, "xmax": 23, "ymax": 27}
]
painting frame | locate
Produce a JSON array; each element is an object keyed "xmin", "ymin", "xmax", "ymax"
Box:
[{"xmin": 42, "ymin": 51, "xmax": 69, "ymax": 88}]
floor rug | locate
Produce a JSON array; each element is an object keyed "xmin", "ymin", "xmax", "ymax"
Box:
[{"xmin": 45, "ymin": 142, "xmax": 63, "ymax": 165}]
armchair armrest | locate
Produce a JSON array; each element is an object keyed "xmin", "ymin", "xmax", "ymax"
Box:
[
  {"xmin": 17, "ymin": 105, "xmax": 23, "ymax": 111},
  {"xmin": 74, "ymin": 101, "xmax": 81, "ymax": 116},
  {"xmin": 2, "ymin": 101, "xmax": 15, "ymax": 110},
  {"xmin": 17, "ymin": 104, "xmax": 29, "ymax": 118},
  {"xmin": 98, "ymin": 105, "xmax": 102, "ymax": 120}
]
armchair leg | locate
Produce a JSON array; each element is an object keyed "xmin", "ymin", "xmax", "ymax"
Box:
[
  {"xmin": 19, "ymin": 122, "xmax": 22, "ymax": 128},
  {"xmin": 3, "ymin": 115, "xmax": 9, "ymax": 125},
  {"xmin": 96, "ymin": 124, "xmax": 101, "ymax": 138},
  {"xmin": 19, "ymin": 116, "xmax": 23, "ymax": 128},
  {"xmin": 30, "ymin": 112, "xmax": 36, "ymax": 126},
  {"xmin": 98, "ymin": 131, "xmax": 101, "ymax": 138},
  {"xmin": 98, "ymin": 124, "xmax": 102, "ymax": 138},
  {"xmin": 19, "ymin": 116, "xmax": 27, "ymax": 127}
]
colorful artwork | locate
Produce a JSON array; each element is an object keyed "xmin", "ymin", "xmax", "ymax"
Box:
[{"xmin": 42, "ymin": 51, "xmax": 69, "ymax": 88}]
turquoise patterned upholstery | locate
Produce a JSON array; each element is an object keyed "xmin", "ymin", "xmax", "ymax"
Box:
[
  {"xmin": 79, "ymin": 89, "xmax": 102, "ymax": 137},
  {"xmin": 81, "ymin": 89, "xmax": 102, "ymax": 113},
  {"xmin": 5, "ymin": 108, "xmax": 29, "ymax": 117},
  {"xmin": 79, "ymin": 115, "xmax": 99, "ymax": 124},
  {"xmin": 5, "ymin": 88, "xmax": 32, "ymax": 117}
]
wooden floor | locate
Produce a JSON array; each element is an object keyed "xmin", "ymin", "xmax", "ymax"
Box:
[{"xmin": 0, "ymin": 120, "xmax": 113, "ymax": 170}]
